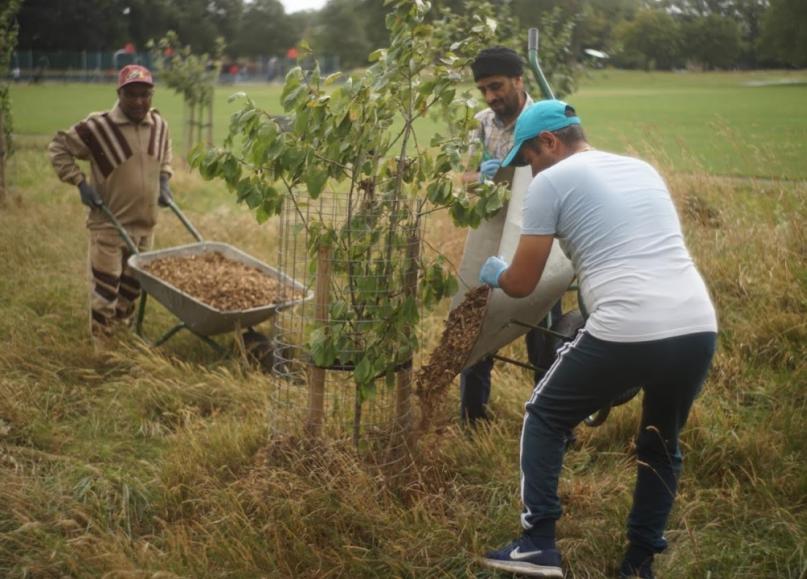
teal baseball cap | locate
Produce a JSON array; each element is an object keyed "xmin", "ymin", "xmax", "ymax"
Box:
[{"xmin": 502, "ymin": 100, "xmax": 581, "ymax": 167}]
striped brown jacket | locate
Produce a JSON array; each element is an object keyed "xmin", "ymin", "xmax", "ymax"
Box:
[{"xmin": 48, "ymin": 103, "xmax": 173, "ymax": 235}]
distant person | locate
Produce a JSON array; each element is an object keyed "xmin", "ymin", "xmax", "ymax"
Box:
[
  {"xmin": 478, "ymin": 100, "xmax": 717, "ymax": 578},
  {"xmin": 459, "ymin": 46, "xmax": 562, "ymax": 425},
  {"xmin": 47, "ymin": 65, "xmax": 174, "ymax": 342},
  {"xmin": 33, "ymin": 55, "xmax": 49, "ymax": 83},
  {"xmin": 11, "ymin": 66, "xmax": 20, "ymax": 82}
]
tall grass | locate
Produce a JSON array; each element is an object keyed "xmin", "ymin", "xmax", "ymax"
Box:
[{"xmin": 1, "ymin": 118, "xmax": 805, "ymax": 577}]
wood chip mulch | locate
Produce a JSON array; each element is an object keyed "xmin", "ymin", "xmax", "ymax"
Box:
[
  {"xmin": 416, "ymin": 285, "xmax": 490, "ymax": 430},
  {"xmin": 142, "ymin": 252, "xmax": 293, "ymax": 311}
]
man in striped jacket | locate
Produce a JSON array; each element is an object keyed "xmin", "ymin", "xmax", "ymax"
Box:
[{"xmin": 48, "ymin": 64, "xmax": 173, "ymax": 340}]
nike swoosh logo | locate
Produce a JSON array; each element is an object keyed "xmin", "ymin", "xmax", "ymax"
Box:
[{"xmin": 510, "ymin": 547, "xmax": 542, "ymax": 560}]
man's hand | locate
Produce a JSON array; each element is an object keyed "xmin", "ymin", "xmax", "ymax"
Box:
[
  {"xmin": 78, "ymin": 181, "xmax": 102, "ymax": 207},
  {"xmin": 480, "ymin": 256, "xmax": 508, "ymax": 288},
  {"xmin": 479, "ymin": 158, "xmax": 502, "ymax": 182},
  {"xmin": 158, "ymin": 174, "xmax": 174, "ymax": 207}
]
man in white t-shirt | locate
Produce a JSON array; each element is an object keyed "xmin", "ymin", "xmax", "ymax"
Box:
[{"xmin": 478, "ymin": 100, "xmax": 717, "ymax": 579}]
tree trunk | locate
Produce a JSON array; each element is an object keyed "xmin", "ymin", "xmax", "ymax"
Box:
[
  {"xmin": 392, "ymin": 227, "xmax": 420, "ymax": 452},
  {"xmin": 206, "ymin": 94, "xmax": 214, "ymax": 146},
  {"xmin": 0, "ymin": 112, "xmax": 5, "ymax": 205},
  {"xmin": 184, "ymin": 101, "xmax": 195, "ymax": 163},
  {"xmin": 306, "ymin": 246, "xmax": 331, "ymax": 437}
]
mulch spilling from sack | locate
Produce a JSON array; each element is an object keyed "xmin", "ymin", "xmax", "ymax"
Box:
[
  {"xmin": 416, "ymin": 285, "xmax": 490, "ymax": 430},
  {"xmin": 143, "ymin": 252, "xmax": 292, "ymax": 311}
]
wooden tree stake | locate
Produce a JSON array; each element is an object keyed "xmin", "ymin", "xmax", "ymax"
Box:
[{"xmin": 306, "ymin": 245, "xmax": 331, "ymax": 436}]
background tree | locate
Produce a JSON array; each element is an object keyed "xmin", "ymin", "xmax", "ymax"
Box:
[
  {"xmin": 760, "ymin": 0, "xmax": 807, "ymax": 67},
  {"xmin": 232, "ymin": 0, "xmax": 296, "ymax": 57},
  {"xmin": 0, "ymin": 0, "xmax": 22, "ymax": 205},
  {"xmin": 680, "ymin": 13, "xmax": 742, "ymax": 69},
  {"xmin": 575, "ymin": 0, "xmax": 640, "ymax": 58},
  {"xmin": 311, "ymin": 0, "xmax": 371, "ymax": 70},
  {"xmin": 614, "ymin": 8, "xmax": 683, "ymax": 70},
  {"xmin": 17, "ymin": 0, "xmax": 129, "ymax": 51}
]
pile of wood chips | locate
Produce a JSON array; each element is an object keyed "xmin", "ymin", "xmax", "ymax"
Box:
[
  {"xmin": 416, "ymin": 285, "xmax": 490, "ymax": 430},
  {"xmin": 143, "ymin": 252, "xmax": 292, "ymax": 311}
]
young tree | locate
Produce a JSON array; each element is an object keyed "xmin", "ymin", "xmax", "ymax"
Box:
[
  {"xmin": 150, "ymin": 31, "xmax": 223, "ymax": 160},
  {"xmin": 193, "ymin": 0, "xmax": 509, "ymax": 409}
]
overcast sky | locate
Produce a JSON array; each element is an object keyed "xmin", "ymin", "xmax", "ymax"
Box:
[{"xmin": 280, "ymin": 0, "xmax": 327, "ymax": 13}]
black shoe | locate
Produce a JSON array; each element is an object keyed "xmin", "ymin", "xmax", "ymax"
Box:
[{"xmin": 619, "ymin": 553, "xmax": 654, "ymax": 579}]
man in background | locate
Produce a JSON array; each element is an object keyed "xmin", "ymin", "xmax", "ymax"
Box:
[
  {"xmin": 461, "ymin": 46, "xmax": 562, "ymax": 424},
  {"xmin": 48, "ymin": 64, "xmax": 174, "ymax": 341}
]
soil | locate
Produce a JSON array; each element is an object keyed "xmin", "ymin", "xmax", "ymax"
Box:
[
  {"xmin": 415, "ymin": 285, "xmax": 490, "ymax": 430},
  {"xmin": 143, "ymin": 252, "xmax": 293, "ymax": 311}
]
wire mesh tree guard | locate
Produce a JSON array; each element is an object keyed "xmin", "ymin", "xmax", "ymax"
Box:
[{"xmin": 269, "ymin": 187, "xmax": 420, "ymax": 456}]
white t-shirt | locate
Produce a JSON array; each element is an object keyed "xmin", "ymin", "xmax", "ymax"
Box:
[{"xmin": 522, "ymin": 150, "xmax": 717, "ymax": 342}]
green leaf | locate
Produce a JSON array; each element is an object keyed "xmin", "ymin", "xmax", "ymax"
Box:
[
  {"xmin": 354, "ymin": 356, "xmax": 373, "ymax": 385},
  {"xmin": 324, "ymin": 72, "xmax": 342, "ymax": 85},
  {"xmin": 255, "ymin": 204, "xmax": 270, "ymax": 224},
  {"xmin": 282, "ymin": 85, "xmax": 306, "ymax": 111},
  {"xmin": 305, "ymin": 168, "xmax": 328, "ymax": 199},
  {"xmin": 309, "ymin": 328, "xmax": 332, "ymax": 367}
]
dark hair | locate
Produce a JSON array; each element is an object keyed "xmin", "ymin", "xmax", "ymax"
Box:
[{"xmin": 471, "ymin": 46, "xmax": 523, "ymax": 81}]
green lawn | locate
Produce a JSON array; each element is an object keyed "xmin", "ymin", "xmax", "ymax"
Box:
[{"xmin": 13, "ymin": 68, "xmax": 807, "ymax": 179}]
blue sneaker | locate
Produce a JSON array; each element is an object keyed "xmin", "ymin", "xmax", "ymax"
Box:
[{"xmin": 481, "ymin": 535, "xmax": 563, "ymax": 577}]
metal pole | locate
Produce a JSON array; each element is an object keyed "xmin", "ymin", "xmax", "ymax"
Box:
[{"xmin": 528, "ymin": 28, "xmax": 555, "ymax": 100}]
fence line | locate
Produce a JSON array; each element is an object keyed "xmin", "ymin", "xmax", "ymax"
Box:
[{"xmin": 9, "ymin": 50, "xmax": 341, "ymax": 84}]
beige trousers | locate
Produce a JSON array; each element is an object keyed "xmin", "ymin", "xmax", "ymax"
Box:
[{"xmin": 87, "ymin": 229, "xmax": 152, "ymax": 337}]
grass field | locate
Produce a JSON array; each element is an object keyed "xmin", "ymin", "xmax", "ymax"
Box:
[
  {"xmin": 0, "ymin": 70, "xmax": 805, "ymax": 578},
  {"xmin": 10, "ymin": 68, "xmax": 807, "ymax": 179}
]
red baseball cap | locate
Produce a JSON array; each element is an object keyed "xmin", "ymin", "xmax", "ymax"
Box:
[{"xmin": 117, "ymin": 65, "xmax": 154, "ymax": 89}]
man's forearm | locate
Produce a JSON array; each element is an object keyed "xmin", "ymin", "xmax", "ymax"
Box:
[{"xmin": 498, "ymin": 268, "xmax": 536, "ymax": 298}]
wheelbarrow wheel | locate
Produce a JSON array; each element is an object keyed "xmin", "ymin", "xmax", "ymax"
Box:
[{"xmin": 242, "ymin": 328, "xmax": 274, "ymax": 373}]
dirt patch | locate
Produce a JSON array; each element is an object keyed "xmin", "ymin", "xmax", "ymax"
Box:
[
  {"xmin": 143, "ymin": 252, "xmax": 292, "ymax": 311},
  {"xmin": 416, "ymin": 285, "xmax": 490, "ymax": 430}
]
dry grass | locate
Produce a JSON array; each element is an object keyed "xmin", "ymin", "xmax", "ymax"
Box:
[{"xmin": 0, "ymin": 140, "xmax": 805, "ymax": 578}]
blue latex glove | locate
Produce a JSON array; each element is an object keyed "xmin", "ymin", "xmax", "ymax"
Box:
[
  {"xmin": 480, "ymin": 256, "xmax": 508, "ymax": 288},
  {"xmin": 479, "ymin": 158, "xmax": 502, "ymax": 182}
]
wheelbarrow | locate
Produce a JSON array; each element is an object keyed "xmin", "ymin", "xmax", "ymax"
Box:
[
  {"xmin": 97, "ymin": 199, "xmax": 310, "ymax": 353},
  {"xmin": 451, "ymin": 28, "xmax": 639, "ymax": 427}
]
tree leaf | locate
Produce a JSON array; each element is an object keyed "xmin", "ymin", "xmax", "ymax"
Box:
[{"xmin": 305, "ymin": 168, "xmax": 328, "ymax": 198}]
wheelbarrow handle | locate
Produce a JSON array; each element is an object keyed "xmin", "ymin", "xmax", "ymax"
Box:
[
  {"xmin": 99, "ymin": 198, "xmax": 204, "ymax": 255},
  {"xmin": 527, "ymin": 27, "xmax": 555, "ymax": 101},
  {"xmin": 98, "ymin": 203, "xmax": 140, "ymax": 255},
  {"xmin": 164, "ymin": 198, "xmax": 204, "ymax": 243}
]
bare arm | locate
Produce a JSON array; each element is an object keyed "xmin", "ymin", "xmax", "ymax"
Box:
[{"xmin": 498, "ymin": 234, "xmax": 554, "ymax": 298}]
